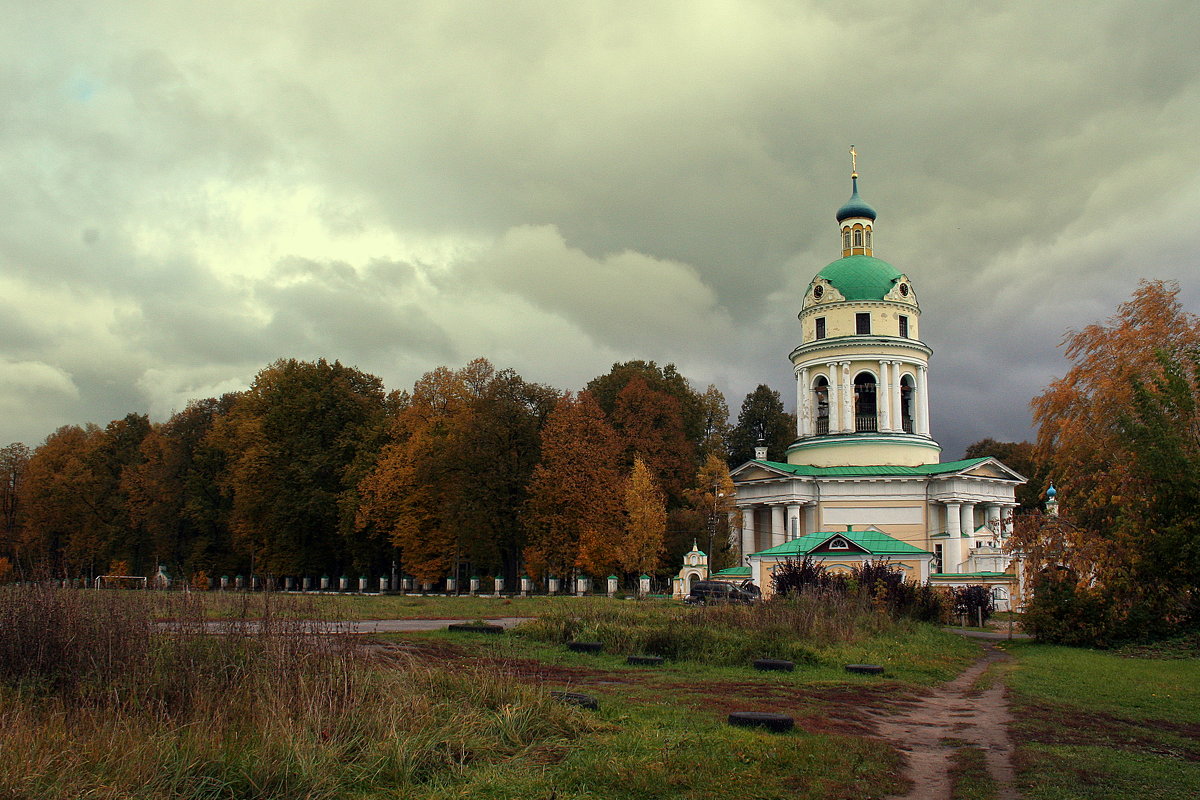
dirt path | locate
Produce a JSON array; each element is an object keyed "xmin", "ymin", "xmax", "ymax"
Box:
[{"xmin": 868, "ymin": 644, "xmax": 1018, "ymax": 800}]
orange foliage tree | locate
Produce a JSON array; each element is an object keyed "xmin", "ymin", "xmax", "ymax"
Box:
[
  {"xmin": 523, "ymin": 393, "xmax": 624, "ymax": 580},
  {"xmin": 620, "ymin": 456, "xmax": 667, "ymax": 577}
]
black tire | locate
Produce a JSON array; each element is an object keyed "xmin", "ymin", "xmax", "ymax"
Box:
[
  {"xmin": 626, "ymin": 655, "xmax": 664, "ymax": 666},
  {"xmin": 551, "ymin": 691, "xmax": 599, "ymax": 710},
  {"xmin": 753, "ymin": 658, "xmax": 795, "ymax": 672},
  {"xmin": 446, "ymin": 623, "xmax": 505, "ymax": 634},
  {"xmin": 844, "ymin": 664, "xmax": 885, "ymax": 675},
  {"xmin": 728, "ymin": 712, "xmax": 795, "ymax": 733},
  {"xmin": 567, "ymin": 641, "xmax": 603, "ymax": 654}
]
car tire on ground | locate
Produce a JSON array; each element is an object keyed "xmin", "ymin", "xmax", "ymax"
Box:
[
  {"xmin": 753, "ymin": 658, "xmax": 795, "ymax": 672},
  {"xmin": 551, "ymin": 691, "xmax": 599, "ymax": 710},
  {"xmin": 567, "ymin": 641, "xmax": 603, "ymax": 654}
]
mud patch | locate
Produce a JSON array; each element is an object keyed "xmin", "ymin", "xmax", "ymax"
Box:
[{"xmin": 1011, "ymin": 699, "xmax": 1200, "ymax": 761}]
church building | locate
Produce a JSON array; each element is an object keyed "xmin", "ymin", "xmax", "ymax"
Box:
[{"xmin": 701, "ymin": 154, "xmax": 1027, "ymax": 608}]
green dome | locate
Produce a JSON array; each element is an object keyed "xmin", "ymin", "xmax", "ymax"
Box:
[{"xmin": 816, "ymin": 255, "xmax": 902, "ymax": 301}]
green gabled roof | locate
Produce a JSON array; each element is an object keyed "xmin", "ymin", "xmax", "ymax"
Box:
[
  {"xmin": 748, "ymin": 457, "xmax": 991, "ymax": 478},
  {"xmin": 929, "ymin": 572, "xmax": 1012, "ymax": 579},
  {"xmin": 712, "ymin": 566, "xmax": 751, "ymax": 577},
  {"xmin": 753, "ymin": 528, "xmax": 931, "ymax": 558},
  {"xmin": 816, "ymin": 255, "xmax": 901, "ymax": 300}
]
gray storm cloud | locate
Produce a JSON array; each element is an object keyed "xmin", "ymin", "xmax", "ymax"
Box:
[{"xmin": 1, "ymin": 1, "xmax": 1198, "ymax": 459}]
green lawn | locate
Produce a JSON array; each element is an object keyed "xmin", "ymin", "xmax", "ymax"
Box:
[{"xmin": 1004, "ymin": 642, "xmax": 1200, "ymax": 800}]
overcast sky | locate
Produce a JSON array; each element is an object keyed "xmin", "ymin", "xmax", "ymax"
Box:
[{"xmin": 2, "ymin": 1, "xmax": 1198, "ymax": 459}]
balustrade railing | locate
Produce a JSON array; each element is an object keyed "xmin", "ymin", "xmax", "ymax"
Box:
[{"xmin": 855, "ymin": 415, "xmax": 878, "ymax": 432}]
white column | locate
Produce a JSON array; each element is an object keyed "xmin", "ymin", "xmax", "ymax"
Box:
[
  {"xmin": 798, "ymin": 367, "xmax": 811, "ymax": 437},
  {"xmin": 961, "ymin": 502, "xmax": 977, "ymax": 550},
  {"xmin": 786, "ymin": 504, "xmax": 802, "ymax": 541},
  {"xmin": 841, "ymin": 361, "xmax": 853, "ymax": 433},
  {"xmin": 877, "ymin": 359, "xmax": 891, "ymax": 432},
  {"xmin": 826, "ymin": 362, "xmax": 840, "ymax": 433},
  {"xmin": 986, "ymin": 505, "xmax": 1002, "ymax": 536},
  {"xmin": 917, "ymin": 365, "xmax": 930, "ymax": 436},
  {"xmin": 741, "ymin": 507, "xmax": 756, "ymax": 562},
  {"xmin": 770, "ymin": 505, "xmax": 786, "ymax": 548},
  {"xmin": 804, "ymin": 504, "xmax": 819, "ymax": 537},
  {"xmin": 945, "ymin": 501, "xmax": 962, "ymax": 573},
  {"xmin": 890, "ymin": 362, "xmax": 903, "ymax": 434}
]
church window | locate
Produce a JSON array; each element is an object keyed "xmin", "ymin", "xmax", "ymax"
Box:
[
  {"xmin": 865, "ymin": 229, "xmax": 872, "ymax": 248},
  {"xmin": 899, "ymin": 315, "xmax": 909, "ymax": 337},
  {"xmin": 856, "ymin": 312, "xmax": 871, "ymax": 334},
  {"xmin": 843, "ymin": 230, "xmax": 851, "ymax": 250},
  {"xmin": 933, "ymin": 544, "xmax": 944, "ymax": 573},
  {"xmin": 815, "ymin": 317, "xmax": 826, "ymax": 339},
  {"xmin": 853, "ymin": 371, "xmax": 877, "ymax": 432},
  {"xmin": 853, "ymin": 228, "xmax": 863, "ymax": 247},
  {"xmin": 829, "ymin": 537, "xmax": 849, "ymax": 549}
]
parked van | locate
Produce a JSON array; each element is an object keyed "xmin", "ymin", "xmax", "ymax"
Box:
[{"xmin": 683, "ymin": 580, "xmax": 761, "ymax": 605}]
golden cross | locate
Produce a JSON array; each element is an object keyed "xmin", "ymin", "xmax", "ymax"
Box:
[{"xmin": 849, "ymin": 145, "xmax": 858, "ymax": 177}]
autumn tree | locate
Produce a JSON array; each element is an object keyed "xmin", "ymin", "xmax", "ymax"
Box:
[
  {"xmin": 1018, "ymin": 280, "xmax": 1200, "ymax": 642},
  {"xmin": 586, "ymin": 361, "xmax": 707, "ymax": 456},
  {"xmin": 18, "ymin": 417, "xmax": 151, "ymax": 577},
  {"xmin": 684, "ymin": 453, "xmax": 738, "ymax": 571},
  {"xmin": 211, "ymin": 359, "xmax": 389, "ymax": 577},
  {"xmin": 610, "ymin": 376, "xmax": 696, "ymax": 505},
  {"xmin": 620, "ymin": 456, "xmax": 667, "ymax": 576},
  {"xmin": 356, "ymin": 360, "xmax": 558, "ymax": 583},
  {"xmin": 121, "ymin": 397, "xmax": 237, "ymax": 577},
  {"xmin": 727, "ymin": 384, "xmax": 795, "ymax": 466},
  {"xmin": 1031, "ymin": 280, "xmax": 1200, "ymax": 533},
  {"xmin": 523, "ymin": 393, "xmax": 624, "ymax": 580}
]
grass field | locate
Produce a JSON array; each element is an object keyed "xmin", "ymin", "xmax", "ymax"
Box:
[{"xmin": 1005, "ymin": 641, "xmax": 1200, "ymax": 800}]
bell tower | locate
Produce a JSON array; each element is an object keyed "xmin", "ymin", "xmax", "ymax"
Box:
[{"xmin": 788, "ymin": 151, "xmax": 941, "ymax": 467}]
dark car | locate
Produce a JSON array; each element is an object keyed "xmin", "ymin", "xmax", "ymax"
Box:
[{"xmin": 683, "ymin": 579, "xmax": 761, "ymax": 605}]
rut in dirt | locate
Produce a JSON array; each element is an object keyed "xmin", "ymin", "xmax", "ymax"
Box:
[{"xmin": 867, "ymin": 644, "xmax": 1018, "ymax": 800}]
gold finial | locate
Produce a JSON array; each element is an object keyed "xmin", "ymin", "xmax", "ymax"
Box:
[{"xmin": 849, "ymin": 145, "xmax": 858, "ymax": 179}]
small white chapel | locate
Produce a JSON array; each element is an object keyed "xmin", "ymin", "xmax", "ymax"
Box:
[{"xmin": 677, "ymin": 151, "xmax": 1027, "ymax": 608}]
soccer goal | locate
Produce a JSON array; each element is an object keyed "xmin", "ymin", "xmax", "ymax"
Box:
[{"xmin": 94, "ymin": 575, "xmax": 148, "ymax": 590}]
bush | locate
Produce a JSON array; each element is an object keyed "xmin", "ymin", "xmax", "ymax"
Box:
[{"xmin": 771, "ymin": 557, "xmax": 949, "ymax": 624}]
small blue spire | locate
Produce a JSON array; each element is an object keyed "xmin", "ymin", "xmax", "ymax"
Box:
[
  {"xmin": 836, "ymin": 176, "xmax": 877, "ymax": 222},
  {"xmin": 1047, "ymin": 484, "xmax": 1057, "ymax": 499}
]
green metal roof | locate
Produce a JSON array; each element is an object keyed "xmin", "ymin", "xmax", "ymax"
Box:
[
  {"xmin": 748, "ymin": 457, "xmax": 992, "ymax": 478},
  {"xmin": 712, "ymin": 566, "xmax": 751, "ymax": 577},
  {"xmin": 752, "ymin": 527, "xmax": 931, "ymax": 558},
  {"xmin": 816, "ymin": 255, "xmax": 902, "ymax": 301},
  {"xmin": 929, "ymin": 572, "xmax": 1012, "ymax": 579}
]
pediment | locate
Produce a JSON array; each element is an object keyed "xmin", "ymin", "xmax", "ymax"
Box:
[{"xmin": 961, "ymin": 459, "xmax": 1026, "ymax": 482}]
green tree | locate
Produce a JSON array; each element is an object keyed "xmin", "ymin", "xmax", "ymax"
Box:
[
  {"xmin": 0, "ymin": 443, "xmax": 30, "ymax": 563},
  {"xmin": 727, "ymin": 384, "xmax": 795, "ymax": 466},
  {"xmin": 962, "ymin": 439, "xmax": 1046, "ymax": 512},
  {"xmin": 212, "ymin": 359, "xmax": 389, "ymax": 577}
]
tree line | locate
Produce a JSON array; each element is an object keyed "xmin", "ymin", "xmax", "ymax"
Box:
[{"xmin": 0, "ymin": 359, "xmax": 794, "ymax": 586}]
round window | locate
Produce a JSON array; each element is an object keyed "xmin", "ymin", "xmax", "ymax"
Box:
[
  {"xmin": 813, "ymin": 285, "xmax": 824, "ymax": 299},
  {"xmin": 899, "ymin": 283, "xmax": 909, "ymax": 297}
]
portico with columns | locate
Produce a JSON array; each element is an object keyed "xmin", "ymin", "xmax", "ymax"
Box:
[{"xmin": 725, "ymin": 152, "xmax": 1027, "ymax": 604}]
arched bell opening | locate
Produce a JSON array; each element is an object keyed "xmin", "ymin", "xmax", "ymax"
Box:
[
  {"xmin": 812, "ymin": 376, "xmax": 830, "ymax": 435},
  {"xmin": 853, "ymin": 372, "xmax": 877, "ymax": 432},
  {"xmin": 900, "ymin": 375, "xmax": 915, "ymax": 433}
]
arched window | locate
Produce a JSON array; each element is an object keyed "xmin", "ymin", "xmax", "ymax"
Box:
[
  {"xmin": 813, "ymin": 376, "xmax": 829, "ymax": 435},
  {"xmin": 853, "ymin": 228, "xmax": 863, "ymax": 247},
  {"xmin": 865, "ymin": 229, "xmax": 872, "ymax": 249},
  {"xmin": 900, "ymin": 374, "xmax": 915, "ymax": 433},
  {"xmin": 843, "ymin": 230, "xmax": 851, "ymax": 250},
  {"xmin": 853, "ymin": 371, "xmax": 877, "ymax": 432}
]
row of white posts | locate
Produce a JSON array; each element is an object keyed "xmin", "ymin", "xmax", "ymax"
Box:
[{"xmin": 207, "ymin": 573, "xmax": 655, "ymax": 596}]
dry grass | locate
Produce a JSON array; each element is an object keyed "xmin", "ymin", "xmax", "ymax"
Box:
[{"xmin": 0, "ymin": 586, "xmax": 599, "ymax": 799}]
